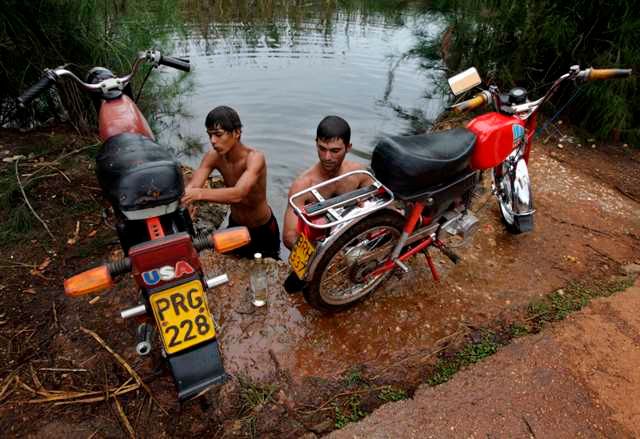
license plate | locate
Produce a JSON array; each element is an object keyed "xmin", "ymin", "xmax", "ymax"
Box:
[
  {"xmin": 150, "ymin": 279, "xmax": 215, "ymax": 355},
  {"xmin": 289, "ymin": 234, "xmax": 316, "ymax": 280}
]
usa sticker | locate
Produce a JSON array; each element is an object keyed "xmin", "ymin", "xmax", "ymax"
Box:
[{"xmin": 142, "ymin": 261, "xmax": 195, "ymax": 286}]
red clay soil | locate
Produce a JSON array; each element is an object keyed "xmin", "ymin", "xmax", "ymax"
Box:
[{"xmin": 331, "ymin": 278, "xmax": 640, "ymax": 439}]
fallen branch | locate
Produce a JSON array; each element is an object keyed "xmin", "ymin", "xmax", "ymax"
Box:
[
  {"xmin": 80, "ymin": 327, "xmax": 168, "ymax": 415},
  {"xmin": 547, "ymin": 213, "xmax": 615, "ymax": 237},
  {"xmin": 369, "ymin": 329, "xmax": 466, "ymax": 380},
  {"xmin": 586, "ymin": 243, "xmax": 623, "ymax": 265},
  {"xmin": 23, "ymin": 382, "xmax": 139, "ymax": 404},
  {"xmin": 298, "ymin": 386, "xmax": 390, "ymax": 415},
  {"xmin": 614, "ymin": 185, "xmax": 640, "ymax": 204},
  {"xmin": 0, "ymin": 373, "xmax": 17, "ymax": 402},
  {"xmin": 15, "ymin": 158, "xmax": 55, "ymax": 241},
  {"xmin": 113, "ymin": 396, "xmax": 136, "ymax": 438}
]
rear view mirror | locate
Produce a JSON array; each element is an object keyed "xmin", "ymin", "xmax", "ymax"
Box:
[{"xmin": 448, "ymin": 67, "xmax": 482, "ymax": 96}]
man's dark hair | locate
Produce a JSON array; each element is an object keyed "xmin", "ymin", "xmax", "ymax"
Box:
[
  {"xmin": 316, "ymin": 115, "xmax": 351, "ymax": 145},
  {"xmin": 205, "ymin": 106, "xmax": 243, "ymax": 132}
]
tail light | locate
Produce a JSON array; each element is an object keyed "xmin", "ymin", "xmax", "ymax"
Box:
[
  {"xmin": 212, "ymin": 227, "xmax": 251, "ymax": 253},
  {"xmin": 64, "ymin": 265, "xmax": 113, "ymax": 297}
]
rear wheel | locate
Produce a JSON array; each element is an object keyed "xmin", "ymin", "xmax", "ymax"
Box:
[{"xmin": 304, "ymin": 212, "xmax": 404, "ymax": 312}]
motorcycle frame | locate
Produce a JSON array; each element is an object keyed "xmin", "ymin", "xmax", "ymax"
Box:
[{"xmin": 301, "ymin": 201, "xmax": 455, "ymax": 284}]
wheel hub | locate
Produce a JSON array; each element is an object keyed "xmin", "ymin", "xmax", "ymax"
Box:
[{"xmin": 350, "ymin": 260, "xmax": 378, "ymax": 283}]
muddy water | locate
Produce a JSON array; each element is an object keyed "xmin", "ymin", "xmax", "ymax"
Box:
[
  {"xmin": 160, "ymin": 2, "xmax": 444, "ymax": 241},
  {"xmin": 201, "ymin": 160, "xmax": 640, "ymax": 383}
]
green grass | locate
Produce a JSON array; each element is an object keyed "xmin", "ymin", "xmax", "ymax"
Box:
[
  {"xmin": 343, "ymin": 368, "xmax": 366, "ymax": 387},
  {"xmin": 377, "ymin": 386, "xmax": 407, "ymax": 402},
  {"xmin": 334, "ymin": 395, "xmax": 366, "ymax": 429},
  {"xmin": 427, "ymin": 332, "xmax": 500, "ymax": 386},
  {"xmin": 238, "ymin": 376, "xmax": 277, "ymax": 415},
  {"xmin": 427, "ymin": 277, "xmax": 635, "ymax": 387}
]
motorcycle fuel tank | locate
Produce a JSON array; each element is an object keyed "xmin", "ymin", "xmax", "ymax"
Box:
[
  {"xmin": 99, "ymin": 94, "xmax": 155, "ymax": 141},
  {"xmin": 466, "ymin": 112, "xmax": 525, "ymax": 170}
]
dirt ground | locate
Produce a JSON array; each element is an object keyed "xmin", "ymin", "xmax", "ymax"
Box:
[
  {"xmin": 0, "ymin": 125, "xmax": 638, "ymax": 438},
  {"xmin": 331, "ymin": 278, "xmax": 640, "ymax": 439}
]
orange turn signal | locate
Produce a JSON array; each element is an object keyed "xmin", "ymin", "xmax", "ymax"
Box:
[
  {"xmin": 64, "ymin": 265, "xmax": 114, "ymax": 297},
  {"xmin": 212, "ymin": 226, "xmax": 251, "ymax": 253}
]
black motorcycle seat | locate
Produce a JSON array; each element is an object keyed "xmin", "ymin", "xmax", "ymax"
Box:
[
  {"xmin": 371, "ymin": 128, "xmax": 476, "ymax": 197},
  {"xmin": 96, "ymin": 133, "xmax": 183, "ymax": 212}
]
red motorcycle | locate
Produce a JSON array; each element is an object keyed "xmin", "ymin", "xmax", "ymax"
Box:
[
  {"xmin": 288, "ymin": 65, "xmax": 631, "ymax": 311},
  {"xmin": 18, "ymin": 50, "xmax": 250, "ymax": 400}
]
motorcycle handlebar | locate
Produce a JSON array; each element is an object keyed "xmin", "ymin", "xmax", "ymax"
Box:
[
  {"xmin": 17, "ymin": 73, "xmax": 56, "ymax": 107},
  {"xmin": 580, "ymin": 68, "xmax": 632, "ymax": 81},
  {"xmin": 64, "ymin": 227, "xmax": 250, "ymax": 296},
  {"xmin": 159, "ymin": 55, "xmax": 191, "ymax": 72},
  {"xmin": 18, "ymin": 50, "xmax": 191, "ymax": 106},
  {"xmin": 449, "ymin": 91, "xmax": 490, "ymax": 113}
]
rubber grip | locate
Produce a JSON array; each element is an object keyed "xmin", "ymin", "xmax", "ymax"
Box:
[
  {"xmin": 451, "ymin": 93, "xmax": 487, "ymax": 113},
  {"xmin": 17, "ymin": 74, "xmax": 55, "ymax": 107},
  {"xmin": 160, "ymin": 55, "xmax": 190, "ymax": 72},
  {"xmin": 107, "ymin": 257, "xmax": 132, "ymax": 277},
  {"xmin": 588, "ymin": 68, "xmax": 632, "ymax": 80}
]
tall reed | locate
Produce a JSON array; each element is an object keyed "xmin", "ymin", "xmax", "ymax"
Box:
[{"xmin": 417, "ymin": 0, "xmax": 639, "ymax": 143}]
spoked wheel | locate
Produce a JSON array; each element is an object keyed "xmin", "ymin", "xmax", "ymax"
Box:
[
  {"xmin": 304, "ymin": 212, "xmax": 404, "ymax": 312},
  {"xmin": 493, "ymin": 163, "xmax": 532, "ymax": 234}
]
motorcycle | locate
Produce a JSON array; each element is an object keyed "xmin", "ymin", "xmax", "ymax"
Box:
[
  {"xmin": 18, "ymin": 50, "xmax": 251, "ymax": 400},
  {"xmin": 288, "ymin": 65, "xmax": 632, "ymax": 312}
]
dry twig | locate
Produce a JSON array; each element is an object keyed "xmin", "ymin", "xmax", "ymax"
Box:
[
  {"xmin": 0, "ymin": 373, "xmax": 17, "ymax": 402},
  {"xmin": 113, "ymin": 396, "xmax": 136, "ymax": 438},
  {"xmin": 80, "ymin": 327, "xmax": 168, "ymax": 415},
  {"xmin": 15, "ymin": 158, "xmax": 55, "ymax": 240},
  {"xmin": 299, "ymin": 386, "xmax": 389, "ymax": 415}
]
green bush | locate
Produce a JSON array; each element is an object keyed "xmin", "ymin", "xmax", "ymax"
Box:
[
  {"xmin": 0, "ymin": 0, "xmax": 182, "ymax": 129},
  {"xmin": 417, "ymin": 0, "xmax": 639, "ymax": 143}
]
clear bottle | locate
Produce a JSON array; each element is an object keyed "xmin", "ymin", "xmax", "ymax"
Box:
[{"xmin": 250, "ymin": 253, "xmax": 268, "ymax": 307}]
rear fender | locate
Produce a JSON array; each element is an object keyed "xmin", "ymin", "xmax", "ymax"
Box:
[{"xmin": 303, "ymin": 207, "xmax": 405, "ymax": 281}]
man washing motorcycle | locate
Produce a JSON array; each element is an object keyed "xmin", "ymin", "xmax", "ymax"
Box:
[
  {"xmin": 183, "ymin": 106, "xmax": 281, "ymax": 259},
  {"xmin": 282, "ymin": 115, "xmax": 372, "ymax": 293},
  {"xmin": 282, "ymin": 115, "xmax": 371, "ymax": 250}
]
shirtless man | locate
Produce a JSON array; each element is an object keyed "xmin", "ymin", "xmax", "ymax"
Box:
[
  {"xmin": 282, "ymin": 115, "xmax": 371, "ymax": 250},
  {"xmin": 182, "ymin": 106, "xmax": 280, "ymax": 259}
]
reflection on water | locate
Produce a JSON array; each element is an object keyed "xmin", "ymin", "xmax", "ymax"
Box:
[{"xmin": 160, "ymin": 0, "xmax": 444, "ymax": 236}]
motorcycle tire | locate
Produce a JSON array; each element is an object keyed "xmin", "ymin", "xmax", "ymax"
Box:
[
  {"xmin": 304, "ymin": 211, "xmax": 404, "ymax": 312},
  {"xmin": 493, "ymin": 166, "xmax": 530, "ymax": 235}
]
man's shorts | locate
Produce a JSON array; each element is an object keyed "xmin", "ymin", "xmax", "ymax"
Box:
[{"xmin": 228, "ymin": 212, "xmax": 281, "ymax": 260}]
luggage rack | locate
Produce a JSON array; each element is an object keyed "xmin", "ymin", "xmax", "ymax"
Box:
[{"xmin": 289, "ymin": 170, "xmax": 395, "ymax": 229}]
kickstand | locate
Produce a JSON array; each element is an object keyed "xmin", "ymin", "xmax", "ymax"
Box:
[{"xmin": 424, "ymin": 248, "xmax": 440, "ymax": 282}]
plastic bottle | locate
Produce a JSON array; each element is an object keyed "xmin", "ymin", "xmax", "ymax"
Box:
[{"xmin": 250, "ymin": 253, "xmax": 268, "ymax": 307}]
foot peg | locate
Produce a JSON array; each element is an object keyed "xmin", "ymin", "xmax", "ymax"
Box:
[
  {"xmin": 435, "ymin": 241, "xmax": 461, "ymax": 264},
  {"xmin": 394, "ymin": 259, "xmax": 409, "ymax": 273}
]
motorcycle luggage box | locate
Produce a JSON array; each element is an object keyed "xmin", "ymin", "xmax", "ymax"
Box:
[
  {"xmin": 96, "ymin": 133, "xmax": 183, "ymax": 213},
  {"xmin": 371, "ymin": 129, "xmax": 476, "ymax": 198}
]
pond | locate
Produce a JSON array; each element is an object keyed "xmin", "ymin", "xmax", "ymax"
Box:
[{"xmin": 158, "ymin": 1, "xmax": 446, "ymax": 245}]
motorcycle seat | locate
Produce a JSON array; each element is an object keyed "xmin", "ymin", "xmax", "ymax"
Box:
[
  {"xmin": 96, "ymin": 133, "xmax": 184, "ymax": 214},
  {"xmin": 371, "ymin": 128, "xmax": 476, "ymax": 197}
]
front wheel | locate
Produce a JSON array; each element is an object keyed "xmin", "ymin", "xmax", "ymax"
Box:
[
  {"xmin": 304, "ymin": 212, "xmax": 404, "ymax": 312},
  {"xmin": 493, "ymin": 161, "xmax": 533, "ymax": 234}
]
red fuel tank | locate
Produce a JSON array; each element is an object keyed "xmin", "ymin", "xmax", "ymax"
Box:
[
  {"xmin": 98, "ymin": 95, "xmax": 154, "ymax": 141},
  {"xmin": 467, "ymin": 112, "xmax": 524, "ymax": 170}
]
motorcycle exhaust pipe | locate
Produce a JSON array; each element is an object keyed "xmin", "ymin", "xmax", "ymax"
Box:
[{"xmin": 136, "ymin": 323, "xmax": 153, "ymax": 356}]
